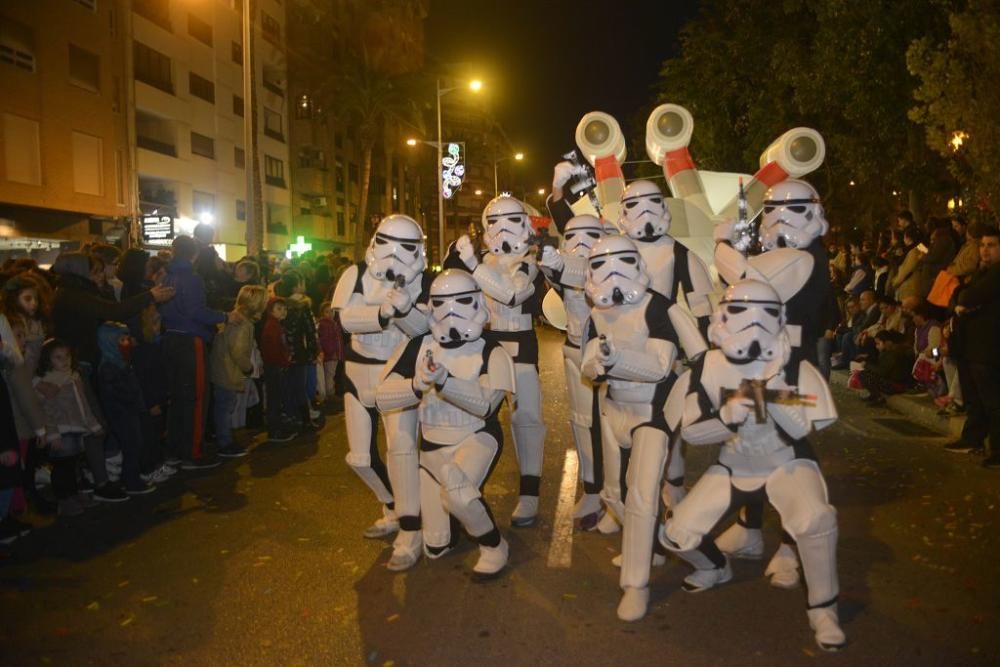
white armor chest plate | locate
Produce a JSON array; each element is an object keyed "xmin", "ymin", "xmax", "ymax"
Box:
[
  {"xmin": 563, "ymin": 288, "xmax": 591, "ymax": 347},
  {"xmin": 701, "ymin": 352, "xmax": 790, "ymax": 462},
  {"xmin": 482, "ymin": 252, "xmax": 534, "ymax": 332},
  {"xmin": 638, "ymin": 238, "xmax": 677, "ymax": 299},
  {"xmin": 352, "ymin": 272, "xmax": 423, "ymax": 360},
  {"xmin": 419, "ymin": 338, "xmax": 487, "ymax": 444},
  {"xmin": 591, "ymin": 293, "xmax": 656, "ymax": 403}
]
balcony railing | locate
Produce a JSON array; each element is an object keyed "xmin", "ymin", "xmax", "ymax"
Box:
[
  {"xmin": 134, "ymin": 0, "xmax": 172, "ymax": 32},
  {"xmin": 263, "ymin": 80, "xmax": 284, "ymax": 97},
  {"xmin": 137, "ymin": 135, "xmax": 177, "ymax": 157},
  {"xmin": 264, "ymin": 127, "xmax": 284, "ymax": 142}
]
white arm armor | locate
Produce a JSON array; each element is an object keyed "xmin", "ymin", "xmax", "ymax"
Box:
[
  {"xmin": 393, "ymin": 304, "xmax": 430, "ymax": 337},
  {"xmin": 559, "ymin": 254, "xmax": 587, "ymax": 289},
  {"xmin": 438, "ymin": 377, "xmax": 502, "ymax": 418},
  {"xmin": 662, "ymin": 369, "xmax": 691, "ymax": 433},
  {"xmin": 685, "ymin": 251, "xmax": 714, "ymax": 319},
  {"xmin": 769, "ymin": 360, "xmax": 838, "ymax": 436},
  {"xmin": 376, "ymin": 375, "xmax": 422, "ymax": 412},
  {"xmin": 681, "ymin": 390, "xmax": 733, "ymax": 445},
  {"xmin": 472, "ymin": 262, "xmax": 535, "ymax": 306},
  {"xmin": 331, "ymin": 265, "xmax": 384, "ymax": 334},
  {"xmin": 667, "ymin": 304, "xmax": 708, "ymax": 359},
  {"xmin": 609, "ymin": 338, "xmax": 676, "ymax": 383}
]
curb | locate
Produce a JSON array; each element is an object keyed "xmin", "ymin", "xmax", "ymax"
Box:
[{"xmin": 829, "ymin": 370, "xmax": 965, "ymax": 438}]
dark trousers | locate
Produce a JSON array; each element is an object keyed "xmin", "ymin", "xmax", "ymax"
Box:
[
  {"xmin": 859, "ymin": 369, "xmax": 905, "ymax": 398},
  {"xmin": 102, "ymin": 405, "xmax": 146, "ymax": 491},
  {"xmin": 50, "ymin": 456, "xmax": 79, "ymax": 500},
  {"xmin": 164, "ymin": 334, "xmax": 210, "ymax": 462},
  {"xmin": 140, "ymin": 412, "xmax": 165, "ymax": 474},
  {"xmin": 959, "ymin": 361, "xmax": 1000, "ymax": 450},
  {"xmin": 263, "ymin": 364, "xmax": 289, "ymax": 432},
  {"xmin": 287, "ymin": 364, "xmax": 310, "ymax": 420},
  {"xmin": 212, "ymin": 385, "xmax": 237, "ymax": 449}
]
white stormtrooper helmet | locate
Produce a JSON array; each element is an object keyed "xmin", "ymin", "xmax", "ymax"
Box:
[
  {"xmin": 619, "ymin": 179, "xmax": 671, "ymax": 241},
  {"xmin": 709, "ymin": 279, "xmax": 789, "ymax": 365},
  {"xmin": 482, "ymin": 196, "xmax": 532, "ymax": 256},
  {"xmin": 760, "ymin": 179, "xmax": 828, "ymax": 250},
  {"xmin": 428, "ymin": 269, "xmax": 489, "ymax": 344},
  {"xmin": 365, "ymin": 214, "xmax": 426, "ymax": 284},
  {"xmin": 561, "ymin": 214, "xmax": 606, "ymax": 258},
  {"xmin": 585, "ymin": 236, "xmax": 650, "ymax": 309}
]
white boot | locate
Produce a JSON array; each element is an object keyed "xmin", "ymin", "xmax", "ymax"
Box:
[
  {"xmin": 573, "ymin": 492, "xmax": 603, "ymax": 520},
  {"xmin": 715, "ymin": 523, "xmax": 764, "ymax": 560},
  {"xmin": 617, "ymin": 586, "xmax": 650, "ymax": 622},
  {"xmin": 363, "ymin": 506, "xmax": 399, "ymax": 539},
  {"xmin": 473, "ymin": 537, "xmax": 509, "ymax": 576},
  {"xmin": 596, "ymin": 511, "xmax": 621, "ymax": 534},
  {"xmin": 511, "ymin": 495, "xmax": 539, "ymax": 527},
  {"xmin": 682, "ymin": 560, "xmax": 733, "ymax": 593},
  {"xmin": 765, "ymin": 542, "xmax": 801, "ymax": 589},
  {"xmin": 386, "ymin": 530, "xmax": 422, "ymax": 571},
  {"xmin": 612, "ymin": 553, "xmax": 666, "ymax": 568},
  {"xmin": 807, "ymin": 605, "xmax": 847, "ymax": 652}
]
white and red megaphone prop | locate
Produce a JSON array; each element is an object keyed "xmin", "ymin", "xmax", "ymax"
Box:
[
  {"xmin": 646, "ymin": 103, "xmax": 712, "ymax": 212},
  {"xmin": 575, "ymin": 111, "xmax": 627, "ymax": 224}
]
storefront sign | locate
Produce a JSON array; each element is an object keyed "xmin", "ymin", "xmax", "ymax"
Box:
[{"xmin": 142, "ymin": 214, "xmax": 174, "ymax": 246}]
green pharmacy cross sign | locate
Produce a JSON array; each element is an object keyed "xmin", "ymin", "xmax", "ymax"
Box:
[{"xmin": 285, "ymin": 235, "xmax": 313, "ymax": 259}]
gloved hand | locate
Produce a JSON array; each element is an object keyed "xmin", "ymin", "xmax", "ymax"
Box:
[
  {"xmin": 455, "ymin": 234, "xmax": 479, "ymax": 271},
  {"xmin": 386, "ymin": 287, "xmax": 413, "ymax": 316},
  {"xmin": 413, "ymin": 353, "xmax": 447, "ymax": 393},
  {"xmin": 720, "ymin": 396, "xmax": 753, "ymax": 426},
  {"xmin": 597, "ymin": 337, "xmax": 620, "ymax": 370},
  {"xmin": 552, "ymin": 160, "xmax": 582, "ymax": 201},
  {"xmin": 539, "ymin": 246, "xmax": 564, "ymax": 272}
]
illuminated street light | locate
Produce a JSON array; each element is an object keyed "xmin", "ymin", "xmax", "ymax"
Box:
[
  {"xmin": 950, "ymin": 130, "xmax": 968, "ymax": 151},
  {"xmin": 849, "ymin": 180, "xmax": 856, "ymax": 187},
  {"xmin": 406, "ymin": 138, "xmax": 418, "ymax": 146},
  {"xmin": 474, "ymin": 189, "xmax": 483, "ymax": 196},
  {"xmin": 514, "ymin": 152, "xmax": 524, "ymax": 161},
  {"xmin": 494, "ymin": 152, "xmax": 525, "ymax": 196},
  {"xmin": 469, "ymin": 79, "xmax": 483, "ymax": 92},
  {"xmin": 537, "ymin": 188, "xmax": 545, "ymax": 196}
]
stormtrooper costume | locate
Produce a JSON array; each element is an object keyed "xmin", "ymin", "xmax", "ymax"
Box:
[
  {"xmin": 331, "ymin": 215, "xmax": 432, "ymax": 570},
  {"xmin": 713, "ymin": 178, "xmax": 840, "ymax": 588},
  {"xmin": 658, "ymin": 279, "xmax": 846, "ymax": 652},
  {"xmin": 446, "ymin": 196, "xmax": 547, "ymax": 527},
  {"xmin": 376, "ymin": 270, "xmax": 516, "ymax": 576},
  {"xmin": 579, "ymin": 236, "xmax": 704, "ymax": 622},
  {"xmin": 538, "ymin": 214, "xmax": 606, "ymax": 524}
]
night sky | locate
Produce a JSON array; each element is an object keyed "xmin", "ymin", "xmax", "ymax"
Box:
[{"xmin": 425, "ymin": 0, "xmax": 701, "ymax": 188}]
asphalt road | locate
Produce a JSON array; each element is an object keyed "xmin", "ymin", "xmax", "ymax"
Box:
[{"xmin": 2, "ymin": 327, "xmax": 998, "ymax": 666}]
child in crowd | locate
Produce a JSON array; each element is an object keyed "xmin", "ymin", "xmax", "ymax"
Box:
[
  {"xmin": 316, "ymin": 301, "xmax": 344, "ymax": 410},
  {"xmin": 0, "ymin": 362, "xmax": 23, "ymax": 543},
  {"xmin": 274, "ymin": 272, "xmax": 321, "ymax": 431},
  {"xmin": 33, "ymin": 340, "xmax": 104, "ymax": 516},
  {"xmin": 260, "ymin": 297, "xmax": 296, "ymax": 442},
  {"xmin": 130, "ymin": 303, "xmax": 174, "ymax": 483},
  {"xmin": 210, "ymin": 285, "xmax": 268, "ymax": 458},
  {"xmin": 96, "ymin": 323, "xmax": 155, "ymax": 496}
]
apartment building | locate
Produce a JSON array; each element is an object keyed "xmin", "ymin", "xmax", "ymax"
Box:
[
  {"xmin": 0, "ymin": 0, "xmax": 130, "ymax": 261},
  {"xmin": 132, "ymin": 0, "xmax": 291, "ymax": 260}
]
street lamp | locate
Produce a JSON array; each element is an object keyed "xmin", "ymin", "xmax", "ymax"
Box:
[
  {"xmin": 493, "ymin": 152, "xmax": 524, "ymax": 196},
  {"xmin": 537, "ymin": 188, "xmax": 545, "ymax": 196},
  {"xmin": 435, "ymin": 77, "xmax": 482, "ymax": 262}
]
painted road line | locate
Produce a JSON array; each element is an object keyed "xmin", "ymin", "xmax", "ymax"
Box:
[{"xmin": 546, "ymin": 449, "xmax": 579, "ymax": 568}]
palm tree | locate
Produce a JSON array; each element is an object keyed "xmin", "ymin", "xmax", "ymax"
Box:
[{"xmin": 324, "ymin": 53, "xmax": 424, "ymax": 258}]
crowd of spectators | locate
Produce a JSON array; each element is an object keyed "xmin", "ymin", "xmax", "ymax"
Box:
[
  {"xmin": 0, "ymin": 223, "xmax": 350, "ymax": 543},
  {"xmin": 824, "ymin": 211, "xmax": 1000, "ymax": 467}
]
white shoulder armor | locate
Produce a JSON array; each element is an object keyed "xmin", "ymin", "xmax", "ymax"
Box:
[
  {"xmin": 331, "ymin": 264, "xmax": 360, "ymax": 310},
  {"xmin": 796, "ymin": 360, "xmax": 837, "ymax": 430}
]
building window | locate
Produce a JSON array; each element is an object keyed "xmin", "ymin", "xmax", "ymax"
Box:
[
  {"xmin": 72, "ymin": 131, "xmax": 103, "ymax": 196},
  {"xmin": 193, "ymin": 190, "xmax": 214, "ymax": 217},
  {"xmin": 133, "ymin": 0, "xmax": 171, "ymax": 32},
  {"xmin": 236, "ymin": 199, "xmax": 246, "ymax": 221},
  {"xmin": 134, "ymin": 41, "xmax": 172, "ymax": 93},
  {"xmin": 136, "ymin": 110, "xmax": 176, "ymax": 156},
  {"xmin": 265, "ymin": 155, "xmax": 285, "ymax": 187},
  {"xmin": 68, "ymin": 44, "xmax": 100, "ymax": 92},
  {"xmin": 187, "ymin": 13, "xmax": 212, "ymax": 46},
  {"xmin": 73, "ymin": 0, "xmax": 97, "ymax": 10},
  {"xmin": 2, "ymin": 113, "xmax": 41, "ymax": 185},
  {"xmin": 190, "ymin": 132, "xmax": 215, "ymax": 159},
  {"xmin": 0, "ymin": 17, "xmax": 36, "ymax": 72},
  {"xmin": 231, "ymin": 41, "xmax": 242, "ymax": 65},
  {"xmin": 232, "ymin": 94, "xmax": 244, "ymax": 117},
  {"xmin": 336, "ymin": 165, "xmax": 345, "ymax": 193},
  {"xmin": 261, "ymin": 12, "xmax": 280, "ymax": 45},
  {"xmin": 349, "ymin": 162, "xmax": 359, "ymax": 183},
  {"xmin": 337, "ymin": 211, "xmax": 345, "ymax": 236},
  {"xmin": 234, "ymin": 146, "xmax": 244, "ymax": 168},
  {"xmin": 298, "ymin": 147, "xmax": 325, "ymax": 169},
  {"xmin": 189, "ymin": 72, "xmax": 214, "ymax": 103},
  {"xmin": 264, "ymin": 108, "xmax": 283, "ymax": 141},
  {"xmin": 263, "ymin": 66, "xmax": 283, "ymax": 96}
]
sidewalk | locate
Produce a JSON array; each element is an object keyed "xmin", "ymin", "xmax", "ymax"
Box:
[{"xmin": 829, "ymin": 370, "xmax": 966, "ymax": 439}]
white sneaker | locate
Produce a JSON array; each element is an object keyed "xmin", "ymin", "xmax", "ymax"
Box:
[
  {"xmin": 34, "ymin": 466, "xmax": 52, "ymax": 487},
  {"xmin": 617, "ymin": 586, "xmax": 650, "ymax": 622},
  {"xmin": 596, "ymin": 511, "xmax": 621, "ymax": 534},
  {"xmin": 386, "ymin": 531, "xmax": 421, "ymax": 571},
  {"xmin": 423, "ymin": 543, "xmax": 454, "ymax": 560},
  {"xmin": 387, "ymin": 549, "xmax": 420, "ymax": 572},
  {"xmin": 682, "ymin": 560, "xmax": 733, "ymax": 593},
  {"xmin": 612, "ymin": 553, "xmax": 666, "ymax": 568},
  {"xmin": 765, "ymin": 543, "xmax": 801, "ymax": 589},
  {"xmin": 308, "ymin": 407, "xmax": 321, "ymax": 420},
  {"xmin": 807, "ymin": 605, "xmax": 847, "ymax": 652},
  {"xmin": 362, "ymin": 516, "xmax": 400, "ymax": 539},
  {"xmin": 473, "ymin": 538, "xmax": 509, "ymax": 576},
  {"xmin": 715, "ymin": 523, "xmax": 765, "ymax": 560},
  {"xmin": 511, "ymin": 496, "xmax": 539, "ymax": 527},
  {"xmin": 106, "ymin": 452, "xmax": 123, "ymax": 468}
]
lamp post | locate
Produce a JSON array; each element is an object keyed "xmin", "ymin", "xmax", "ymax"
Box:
[
  {"xmin": 241, "ymin": 0, "xmax": 258, "ymax": 255},
  {"xmin": 434, "ymin": 77, "xmax": 482, "ymax": 262},
  {"xmin": 493, "ymin": 152, "xmax": 524, "ymax": 197}
]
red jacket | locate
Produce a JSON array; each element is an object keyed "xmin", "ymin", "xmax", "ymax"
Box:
[
  {"xmin": 260, "ymin": 317, "xmax": 292, "ymax": 368},
  {"xmin": 317, "ymin": 316, "xmax": 345, "ymax": 361}
]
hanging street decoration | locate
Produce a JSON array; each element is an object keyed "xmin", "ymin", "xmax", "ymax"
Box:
[{"xmin": 441, "ymin": 142, "xmax": 466, "ymax": 200}]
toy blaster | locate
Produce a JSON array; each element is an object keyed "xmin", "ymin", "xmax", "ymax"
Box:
[
  {"xmin": 562, "ymin": 149, "xmax": 602, "ymax": 217},
  {"xmin": 598, "ymin": 334, "xmax": 611, "ymax": 357},
  {"xmin": 527, "ymin": 225, "xmax": 560, "ymax": 260},
  {"xmin": 394, "ymin": 274, "xmax": 407, "ymax": 289},
  {"xmin": 425, "ymin": 349, "xmax": 437, "ymax": 372},
  {"xmin": 719, "ymin": 378, "xmax": 816, "ymax": 424}
]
